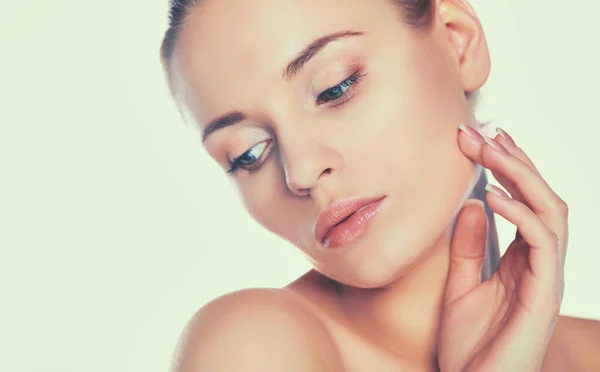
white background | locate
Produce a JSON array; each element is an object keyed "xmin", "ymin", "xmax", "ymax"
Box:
[{"xmin": 1, "ymin": 0, "xmax": 599, "ymax": 371}]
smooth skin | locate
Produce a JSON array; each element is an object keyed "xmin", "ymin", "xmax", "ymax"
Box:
[
  {"xmin": 439, "ymin": 126, "xmax": 567, "ymax": 371},
  {"xmin": 168, "ymin": 0, "xmax": 600, "ymax": 370},
  {"xmin": 172, "ymin": 132, "xmax": 600, "ymax": 372}
]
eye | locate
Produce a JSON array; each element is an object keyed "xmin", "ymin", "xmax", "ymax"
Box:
[
  {"xmin": 227, "ymin": 139, "xmax": 272, "ymax": 175},
  {"xmin": 316, "ymin": 71, "xmax": 366, "ymax": 106}
]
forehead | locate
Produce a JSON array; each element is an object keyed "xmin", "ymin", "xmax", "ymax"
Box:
[{"xmin": 173, "ymin": 0, "xmax": 399, "ymax": 122}]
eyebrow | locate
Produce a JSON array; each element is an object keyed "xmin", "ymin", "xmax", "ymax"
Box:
[
  {"xmin": 201, "ymin": 111, "xmax": 246, "ymax": 142},
  {"xmin": 201, "ymin": 29, "xmax": 365, "ymax": 142},
  {"xmin": 282, "ymin": 30, "xmax": 365, "ymax": 80}
]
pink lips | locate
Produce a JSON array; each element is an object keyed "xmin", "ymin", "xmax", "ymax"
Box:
[{"xmin": 314, "ymin": 196, "xmax": 386, "ymax": 249}]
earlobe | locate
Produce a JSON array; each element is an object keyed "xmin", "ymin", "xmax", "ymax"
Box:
[{"xmin": 436, "ymin": 0, "xmax": 491, "ymax": 92}]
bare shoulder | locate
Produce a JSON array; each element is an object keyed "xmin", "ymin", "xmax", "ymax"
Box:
[
  {"xmin": 542, "ymin": 315, "xmax": 600, "ymax": 372},
  {"xmin": 170, "ymin": 288, "xmax": 345, "ymax": 372}
]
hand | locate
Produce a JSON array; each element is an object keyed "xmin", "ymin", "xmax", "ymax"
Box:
[{"xmin": 437, "ymin": 125, "xmax": 568, "ymax": 372}]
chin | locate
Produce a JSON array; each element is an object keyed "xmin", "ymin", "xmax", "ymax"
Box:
[
  {"xmin": 307, "ymin": 167, "xmax": 480, "ymax": 289},
  {"xmin": 312, "ymin": 223, "xmax": 449, "ymax": 289},
  {"xmin": 312, "ymin": 193, "xmax": 462, "ymax": 289}
]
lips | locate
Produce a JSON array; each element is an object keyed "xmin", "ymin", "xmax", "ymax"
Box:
[{"xmin": 314, "ymin": 196, "xmax": 386, "ymax": 248}]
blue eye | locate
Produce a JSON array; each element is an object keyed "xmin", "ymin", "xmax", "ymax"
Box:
[
  {"xmin": 227, "ymin": 139, "xmax": 271, "ymax": 174},
  {"xmin": 317, "ymin": 71, "xmax": 365, "ymax": 105}
]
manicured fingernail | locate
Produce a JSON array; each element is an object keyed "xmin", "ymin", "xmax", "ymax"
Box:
[
  {"xmin": 484, "ymin": 137, "xmax": 510, "ymax": 155},
  {"xmin": 458, "ymin": 123, "xmax": 485, "ymax": 144},
  {"xmin": 496, "ymin": 127, "xmax": 516, "ymax": 146},
  {"xmin": 485, "ymin": 184, "xmax": 509, "ymax": 199}
]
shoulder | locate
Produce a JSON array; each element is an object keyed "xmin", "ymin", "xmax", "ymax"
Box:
[
  {"xmin": 170, "ymin": 288, "xmax": 345, "ymax": 372},
  {"xmin": 542, "ymin": 315, "xmax": 600, "ymax": 372}
]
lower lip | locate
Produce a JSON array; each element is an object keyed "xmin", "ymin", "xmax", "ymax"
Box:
[{"xmin": 322, "ymin": 198, "xmax": 385, "ymax": 249}]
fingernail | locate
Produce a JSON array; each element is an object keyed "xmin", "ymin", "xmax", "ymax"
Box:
[
  {"xmin": 485, "ymin": 184, "xmax": 509, "ymax": 199},
  {"xmin": 496, "ymin": 127, "xmax": 516, "ymax": 146},
  {"xmin": 484, "ymin": 137, "xmax": 510, "ymax": 155},
  {"xmin": 458, "ymin": 123, "xmax": 485, "ymax": 144}
]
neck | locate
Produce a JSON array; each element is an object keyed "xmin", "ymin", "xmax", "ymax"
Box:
[
  {"xmin": 338, "ymin": 226, "xmax": 452, "ymax": 367},
  {"xmin": 337, "ymin": 170, "xmax": 500, "ymax": 367}
]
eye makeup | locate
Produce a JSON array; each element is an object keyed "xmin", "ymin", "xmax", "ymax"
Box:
[
  {"xmin": 316, "ymin": 69, "xmax": 368, "ymax": 106},
  {"xmin": 306, "ymin": 50, "xmax": 368, "ymax": 108},
  {"xmin": 227, "ymin": 139, "xmax": 272, "ymax": 174}
]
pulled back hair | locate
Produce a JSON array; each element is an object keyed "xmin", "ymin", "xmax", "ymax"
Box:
[
  {"xmin": 159, "ymin": 0, "xmax": 480, "ymax": 105},
  {"xmin": 158, "ymin": 0, "xmax": 499, "ymax": 278}
]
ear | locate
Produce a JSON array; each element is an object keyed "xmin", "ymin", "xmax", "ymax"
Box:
[{"xmin": 436, "ymin": 0, "xmax": 491, "ymax": 92}]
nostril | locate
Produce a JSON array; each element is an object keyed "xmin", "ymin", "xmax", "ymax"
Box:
[{"xmin": 323, "ymin": 168, "xmax": 332, "ymax": 175}]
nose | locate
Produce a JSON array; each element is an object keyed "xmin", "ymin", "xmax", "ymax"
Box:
[{"xmin": 281, "ymin": 138, "xmax": 342, "ymax": 196}]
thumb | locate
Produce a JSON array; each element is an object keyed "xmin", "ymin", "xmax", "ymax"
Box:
[{"xmin": 444, "ymin": 199, "xmax": 489, "ymax": 306}]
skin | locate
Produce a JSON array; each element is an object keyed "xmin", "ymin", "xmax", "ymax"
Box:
[{"xmin": 167, "ymin": 0, "xmax": 600, "ymax": 370}]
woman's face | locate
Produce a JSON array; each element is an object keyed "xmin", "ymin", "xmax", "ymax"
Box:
[{"xmin": 173, "ymin": 0, "xmax": 488, "ymax": 287}]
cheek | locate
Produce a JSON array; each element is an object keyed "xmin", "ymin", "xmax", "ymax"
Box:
[
  {"xmin": 240, "ymin": 174, "xmax": 284, "ymax": 231},
  {"xmin": 375, "ymin": 36, "xmax": 464, "ymax": 133},
  {"xmin": 349, "ymin": 56, "xmax": 475, "ymax": 223},
  {"xmin": 238, "ymin": 169, "xmax": 315, "ymax": 248}
]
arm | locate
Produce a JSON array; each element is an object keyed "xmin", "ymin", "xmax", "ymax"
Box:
[
  {"xmin": 541, "ymin": 315, "xmax": 600, "ymax": 372},
  {"xmin": 170, "ymin": 288, "xmax": 345, "ymax": 372}
]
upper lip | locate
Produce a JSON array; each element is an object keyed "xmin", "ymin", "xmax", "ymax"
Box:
[{"xmin": 313, "ymin": 195, "xmax": 385, "ymax": 243}]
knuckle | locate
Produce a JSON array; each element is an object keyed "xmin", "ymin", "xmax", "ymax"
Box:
[
  {"xmin": 546, "ymin": 230, "xmax": 560, "ymax": 250},
  {"xmin": 545, "ymin": 285, "xmax": 563, "ymax": 314},
  {"xmin": 555, "ymin": 198, "xmax": 569, "ymax": 216},
  {"xmin": 543, "ymin": 294, "xmax": 562, "ymax": 316},
  {"xmin": 549, "ymin": 229, "xmax": 559, "ymax": 244}
]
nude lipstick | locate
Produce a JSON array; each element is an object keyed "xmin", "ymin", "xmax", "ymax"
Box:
[{"xmin": 314, "ymin": 196, "xmax": 385, "ymax": 249}]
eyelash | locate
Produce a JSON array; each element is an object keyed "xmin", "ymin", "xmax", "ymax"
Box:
[
  {"xmin": 227, "ymin": 139, "xmax": 272, "ymax": 175},
  {"xmin": 316, "ymin": 70, "xmax": 367, "ymax": 106},
  {"xmin": 227, "ymin": 70, "xmax": 367, "ymax": 175}
]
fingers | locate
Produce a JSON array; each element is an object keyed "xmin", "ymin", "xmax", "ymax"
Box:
[
  {"xmin": 485, "ymin": 185, "xmax": 560, "ymax": 282},
  {"xmin": 486, "ymin": 131, "xmax": 569, "ymax": 265},
  {"xmin": 457, "ymin": 125, "xmax": 569, "ymax": 263},
  {"xmin": 495, "ymin": 128, "xmax": 539, "ymax": 174},
  {"xmin": 445, "ymin": 200, "xmax": 488, "ymax": 306}
]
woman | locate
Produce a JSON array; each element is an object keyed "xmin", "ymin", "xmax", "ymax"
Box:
[{"xmin": 159, "ymin": 0, "xmax": 600, "ymax": 370}]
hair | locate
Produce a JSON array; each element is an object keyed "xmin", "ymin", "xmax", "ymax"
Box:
[
  {"xmin": 158, "ymin": 0, "xmax": 498, "ymax": 278},
  {"xmin": 159, "ymin": 0, "xmax": 481, "ymax": 105}
]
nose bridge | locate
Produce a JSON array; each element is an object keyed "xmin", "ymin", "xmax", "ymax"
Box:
[{"xmin": 279, "ymin": 127, "xmax": 342, "ymax": 195}]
